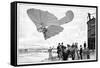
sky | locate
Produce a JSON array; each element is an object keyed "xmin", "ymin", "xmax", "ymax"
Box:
[{"xmin": 17, "ymin": 3, "xmax": 96, "ymax": 49}]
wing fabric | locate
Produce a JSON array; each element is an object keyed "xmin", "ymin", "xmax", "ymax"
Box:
[
  {"xmin": 59, "ymin": 10, "xmax": 74, "ymax": 25},
  {"xmin": 27, "ymin": 9, "xmax": 41, "ymax": 26},
  {"xmin": 44, "ymin": 11, "xmax": 59, "ymax": 26},
  {"xmin": 27, "ymin": 9, "xmax": 74, "ymax": 27},
  {"xmin": 40, "ymin": 11, "xmax": 59, "ymax": 26},
  {"xmin": 27, "ymin": 8, "xmax": 58, "ymax": 27},
  {"xmin": 43, "ymin": 25, "xmax": 64, "ymax": 40}
]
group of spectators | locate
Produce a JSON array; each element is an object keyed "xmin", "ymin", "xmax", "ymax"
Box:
[{"xmin": 56, "ymin": 42, "xmax": 90, "ymax": 60}]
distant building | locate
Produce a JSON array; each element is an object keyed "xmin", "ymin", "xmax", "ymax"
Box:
[{"xmin": 87, "ymin": 13, "xmax": 96, "ymax": 50}]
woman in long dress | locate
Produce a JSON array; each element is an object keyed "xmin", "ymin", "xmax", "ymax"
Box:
[
  {"xmin": 48, "ymin": 47, "xmax": 53, "ymax": 60},
  {"xmin": 74, "ymin": 44, "xmax": 80, "ymax": 60}
]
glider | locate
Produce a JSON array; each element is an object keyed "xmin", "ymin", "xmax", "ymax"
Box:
[{"xmin": 27, "ymin": 8, "xmax": 74, "ymax": 40}]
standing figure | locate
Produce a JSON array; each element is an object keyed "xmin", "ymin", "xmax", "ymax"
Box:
[
  {"xmin": 65, "ymin": 44, "xmax": 71, "ymax": 60},
  {"xmin": 79, "ymin": 45, "xmax": 83, "ymax": 60},
  {"xmin": 88, "ymin": 13, "xmax": 91, "ymax": 20},
  {"xmin": 86, "ymin": 47, "xmax": 90, "ymax": 59},
  {"xmin": 74, "ymin": 43, "xmax": 79, "ymax": 60},
  {"xmin": 48, "ymin": 47, "xmax": 53, "ymax": 60},
  {"xmin": 57, "ymin": 43, "xmax": 63, "ymax": 60},
  {"xmin": 70, "ymin": 43, "xmax": 75, "ymax": 60},
  {"xmin": 62, "ymin": 46, "xmax": 68, "ymax": 60},
  {"xmin": 61, "ymin": 42, "xmax": 67, "ymax": 60},
  {"xmin": 83, "ymin": 42, "xmax": 90, "ymax": 59},
  {"xmin": 57, "ymin": 43, "xmax": 61, "ymax": 59}
]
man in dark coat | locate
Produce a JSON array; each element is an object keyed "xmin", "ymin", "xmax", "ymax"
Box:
[{"xmin": 80, "ymin": 45, "xmax": 83, "ymax": 60}]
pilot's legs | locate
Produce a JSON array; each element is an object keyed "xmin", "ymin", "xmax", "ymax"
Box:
[
  {"xmin": 43, "ymin": 32, "xmax": 46, "ymax": 40},
  {"xmin": 43, "ymin": 28, "xmax": 47, "ymax": 40}
]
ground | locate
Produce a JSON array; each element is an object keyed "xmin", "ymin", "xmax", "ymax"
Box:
[{"xmin": 17, "ymin": 50, "xmax": 96, "ymax": 65}]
